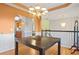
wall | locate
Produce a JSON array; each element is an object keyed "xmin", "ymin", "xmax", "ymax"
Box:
[
  {"xmin": 0, "ymin": 4, "xmax": 32, "ymax": 33},
  {"xmin": 0, "ymin": 4, "xmax": 32, "ymax": 53},
  {"xmin": 49, "ymin": 17, "xmax": 79, "ymax": 48}
]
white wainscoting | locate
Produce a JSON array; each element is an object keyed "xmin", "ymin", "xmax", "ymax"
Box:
[
  {"xmin": 51, "ymin": 32, "xmax": 74, "ymax": 48},
  {"xmin": 0, "ymin": 33, "xmax": 15, "ymax": 53}
]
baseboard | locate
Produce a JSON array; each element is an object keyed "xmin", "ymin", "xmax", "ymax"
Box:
[
  {"xmin": 0, "ymin": 48, "xmax": 14, "ymax": 53},
  {"xmin": 0, "ymin": 48, "xmax": 15, "ymax": 55}
]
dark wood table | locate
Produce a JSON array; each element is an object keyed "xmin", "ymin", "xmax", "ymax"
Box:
[{"xmin": 15, "ymin": 36, "xmax": 61, "ymax": 55}]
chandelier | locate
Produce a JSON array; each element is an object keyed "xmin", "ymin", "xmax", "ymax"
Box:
[
  {"xmin": 15, "ymin": 15, "xmax": 25, "ymax": 31},
  {"xmin": 28, "ymin": 6, "xmax": 48, "ymax": 16}
]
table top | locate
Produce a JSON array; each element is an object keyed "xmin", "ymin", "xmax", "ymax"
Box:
[{"xmin": 16, "ymin": 36, "xmax": 60, "ymax": 50}]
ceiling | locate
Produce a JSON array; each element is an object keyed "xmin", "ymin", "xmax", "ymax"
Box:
[
  {"xmin": 5, "ymin": 3, "xmax": 79, "ymax": 20},
  {"xmin": 23, "ymin": 3, "xmax": 64, "ymax": 9},
  {"xmin": 42, "ymin": 3, "xmax": 79, "ymax": 20}
]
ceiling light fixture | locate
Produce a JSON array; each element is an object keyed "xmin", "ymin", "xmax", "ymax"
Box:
[
  {"xmin": 61, "ymin": 22, "xmax": 66, "ymax": 27},
  {"xmin": 28, "ymin": 6, "xmax": 48, "ymax": 16},
  {"xmin": 15, "ymin": 15, "xmax": 21, "ymax": 21},
  {"xmin": 15, "ymin": 15, "xmax": 24, "ymax": 31}
]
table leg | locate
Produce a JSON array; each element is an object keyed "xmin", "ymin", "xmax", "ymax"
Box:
[
  {"xmin": 58, "ymin": 41, "xmax": 61, "ymax": 55},
  {"xmin": 39, "ymin": 49, "xmax": 45, "ymax": 55},
  {"xmin": 15, "ymin": 41, "xmax": 18, "ymax": 55}
]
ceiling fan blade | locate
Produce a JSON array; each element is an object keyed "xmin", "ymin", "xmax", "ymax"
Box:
[
  {"xmin": 48, "ymin": 3, "xmax": 71, "ymax": 11},
  {"xmin": 14, "ymin": 3, "xmax": 31, "ymax": 10}
]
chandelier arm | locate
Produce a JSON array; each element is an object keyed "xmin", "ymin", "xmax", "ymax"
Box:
[{"xmin": 29, "ymin": 6, "xmax": 48, "ymax": 16}]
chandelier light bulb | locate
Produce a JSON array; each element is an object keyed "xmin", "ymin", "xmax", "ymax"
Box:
[
  {"xmin": 28, "ymin": 10, "xmax": 32, "ymax": 13},
  {"xmin": 35, "ymin": 6, "xmax": 40, "ymax": 9},
  {"xmin": 41, "ymin": 8, "xmax": 47, "ymax": 11},
  {"xmin": 15, "ymin": 15, "xmax": 20, "ymax": 21},
  {"xmin": 16, "ymin": 28, "xmax": 20, "ymax": 31},
  {"xmin": 29, "ymin": 7, "xmax": 34, "ymax": 10},
  {"xmin": 28, "ymin": 6, "xmax": 48, "ymax": 16},
  {"xmin": 44, "ymin": 10, "xmax": 48, "ymax": 13},
  {"xmin": 32, "ymin": 12, "xmax": 36, "ymax": 15}
]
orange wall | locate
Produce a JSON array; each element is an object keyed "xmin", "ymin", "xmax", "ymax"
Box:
[
  {"xmin": 0, "ymin": 4, "xmax": 32, "ymax": 33},
  {"xmin": 0, "ymin": 4, "xmax": 41, "ymax": 33}
]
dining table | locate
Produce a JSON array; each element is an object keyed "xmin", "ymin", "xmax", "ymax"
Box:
[{"xmin": 15, "ymin": 36, "xmax": 61, "ymax": 55}]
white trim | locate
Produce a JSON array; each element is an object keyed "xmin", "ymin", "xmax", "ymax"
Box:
[
  {"xmin": 0, "ymin": 48, "xmax": 14, "ymax": 53},
  {"xmin": 35, "ymin": 32, "xmax": 41, "ymax": 36}
]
